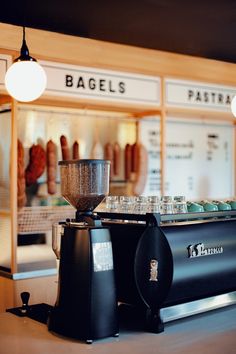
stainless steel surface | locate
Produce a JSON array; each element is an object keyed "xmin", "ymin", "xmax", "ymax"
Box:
[
  {"xmin": 161, "ymin": 291, "xmax": 236, "ymax": 323},
  {"xmin": 0, "ymin": 268, "xmax": 57, "ymax": 280}
]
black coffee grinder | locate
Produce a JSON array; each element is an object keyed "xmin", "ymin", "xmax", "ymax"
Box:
[{"xmin": 48, "ymin": 159, "xmax": 119, "ymax": 343}]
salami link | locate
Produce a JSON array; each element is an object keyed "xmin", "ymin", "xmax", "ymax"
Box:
[
  {"xmin": 132, "ymin": 143, "xmax": 148, "ymax": 196},
  {"xmin": 124, "ymin": 143, "xmax": 132, "ymax": 181},
  {"xmin": 131, "ymin": 142, "xmax": 139, "ymax": 173},
  {"xmin": 60, "ymin": 135, "xmax": 70, "ymax": 160},
  {"xmin": 25, "ymin": 144, "xmax": 46, "ymax": 186},
  {"xmin": 113, "ymin": 142, "xmax": 121, "ymax": 176},
  {"xmin": 47, "ymin": 140, "xmax": 57, "ymax": 195},
  {"xmin": 72, "ymin": 141, "xmax": 80, "ymax": 160},
  {"xmin": 17, "ymin": 139, "xmax": 26, "ymax": 208}
]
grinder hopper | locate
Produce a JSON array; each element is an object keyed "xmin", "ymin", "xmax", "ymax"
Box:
[{"xmin": 59, "ymin": 159, "xmax": 110, "ymax": 214}]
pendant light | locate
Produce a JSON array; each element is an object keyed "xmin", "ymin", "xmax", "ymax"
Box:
[
  {"xmin": 5, "ymin": 26, "xmax": 47, "ymax": 102},
  {"xmin": 231, "ymin": 95, "xmax": 236, "ymax": 118}
]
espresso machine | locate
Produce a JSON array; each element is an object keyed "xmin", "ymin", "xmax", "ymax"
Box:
[
  {"xmin": 98, "ymin": 209, "xmax": 236, "ymax": 333},
  {"xmin": 48, "ymin": 159, "xmax": 119, "ymax": 343}
]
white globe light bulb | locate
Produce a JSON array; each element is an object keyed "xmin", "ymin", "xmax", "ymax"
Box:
[
  {"xmin": 231, "ymin": 95, "xmax": 236, "ymax": 118},
  {"xmin": 5, "ymin": 61, "xmax": 47, "ymax": 102}
]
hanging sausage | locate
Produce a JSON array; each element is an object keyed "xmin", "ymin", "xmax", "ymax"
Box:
[
  {"xmin": 25, "ymin": 144, "xmax": 46, "ymax": 186},
  {"xmin": 113, "ymin": 142, "xmax": 121, "ymax": 176},
  {"xmin": 46, "ymin": 140, "xmax": 57, "ymax": 195},
  {"xmin": 17, "ymin": 139, "xmax": 26, "ymax": 208},
  {"xmin": 124, "ymin": 143, "xmax": 132, "ymax": 181},
  {"xmin": 72, "ymin": 140, "xmax": 80, "ymax": 160},
  {"xmin": 132, "ymin": 143, "xmax": 148, "ymax": 196},
  {"xmin": 60, "ymin": 135, "xmax": 70, "ymax": 160},
  {"xmin": 131, "ymin": 142, "xmax": 139, "ymax": 173}
]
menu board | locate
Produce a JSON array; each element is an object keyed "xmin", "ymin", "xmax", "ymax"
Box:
[
  {"xmin": 139, "ymin": 116, "xmax": 234, "ymax": 200},
  {"xmin": 40, "ymin": 60, "xmax": 161, "ymax": 107},
  {"xmin": 165, "ymin": 78, "xmax": 236, "ymax": 112},
  {"xmin": 139, "ymin": 117, "xmax": 161, "ymax": 195}
]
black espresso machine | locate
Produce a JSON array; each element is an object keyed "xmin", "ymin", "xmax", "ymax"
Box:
[
  {"xmin": 48, "ymin": 160, "xmax": 119, "ymax": 343},
  {"xmin": 97, "ymin": 208, "xmax": 236, "ymax": 333}
]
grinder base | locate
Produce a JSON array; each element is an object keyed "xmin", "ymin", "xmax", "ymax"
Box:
[{"xmin": 48, "ymin": 224, "xmax": 119, "ymax": 343}]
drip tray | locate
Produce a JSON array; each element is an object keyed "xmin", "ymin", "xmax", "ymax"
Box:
[{"xmin": 6, "ymin": 303, "xmax": 52, "ymax": 324}]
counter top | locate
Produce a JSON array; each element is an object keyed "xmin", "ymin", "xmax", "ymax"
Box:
[{"xmin": 0, "ymin": 306, "xmax": 236, "ymax": 354}]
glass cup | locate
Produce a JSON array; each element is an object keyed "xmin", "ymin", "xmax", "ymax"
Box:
[
  {"xmin": 161, "ymin": 196, "xmax": 173, "ymax": 214},
  {"xmin": 147, "ymin": 196, "xmax": 160, "ymax": 213},
  {"xmin": 105, "ymin": 195, "xmax": 119, "ymax": 212},
  {"xmin": 133, "ymin": 196, "xmax": 147, "ymax": 214},
  {"xmin": 173, "ymin": 196, "xmax": 188, "ymax": 213},
  {"xmin": 119, "ymin": 196, "xmax": 135, "ymax": 214}
]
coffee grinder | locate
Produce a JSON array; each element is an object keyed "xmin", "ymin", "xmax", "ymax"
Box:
[{"xmin": 48, "ymin": 159, "xmax": 119, "ymax": 343}]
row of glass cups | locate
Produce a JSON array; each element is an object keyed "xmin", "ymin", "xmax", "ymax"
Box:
[{"xmin": 104, "ymin": 195, "xmax": 187, "ymax": 214}]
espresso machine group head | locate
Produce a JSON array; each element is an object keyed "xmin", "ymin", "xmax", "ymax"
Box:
[{"xmin": 48, "ymin": 159, "xmax": 119, "ymax": 343}]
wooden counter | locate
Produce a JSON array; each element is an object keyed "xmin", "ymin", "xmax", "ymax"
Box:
[{"xmin": 0, "ymin": 306, "xmax": 235, "ymax": 354}]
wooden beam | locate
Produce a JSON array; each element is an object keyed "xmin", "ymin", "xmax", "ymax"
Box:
[{"xmin": 0, "ymin": 23, "xmax": 236, "ymax": 86}]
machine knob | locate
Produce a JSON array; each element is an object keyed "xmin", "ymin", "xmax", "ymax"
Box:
[{"xmin": 20, "ymin": 291, "xmax": 30, "ymax": 314}]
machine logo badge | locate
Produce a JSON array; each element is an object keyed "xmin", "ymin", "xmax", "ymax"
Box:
[
  {"xmin": 92, "ymin": 242, "xmax": 114, "ymax": 272},
  {"xmin": 149, "ymin": 259, "xmax": 158, "ymax": 282},
  {"xmin": 187, "ymin": 243, "xmax": 223, "ymax": 258}
]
